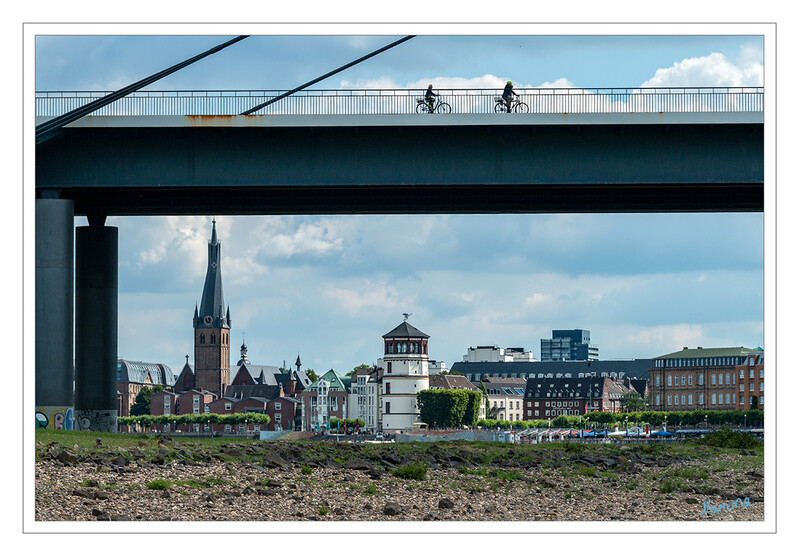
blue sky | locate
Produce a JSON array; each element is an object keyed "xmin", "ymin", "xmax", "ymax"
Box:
[{"xmin": 33, "ymin": 30, "xmax": 766, "ymax": 377}]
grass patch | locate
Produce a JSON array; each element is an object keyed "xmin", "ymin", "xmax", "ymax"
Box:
[
  {"xmin": 696, "ymin": 429, "xmax": 761, "ymax": 450},
  {"xmin": 390, "ymin": 462, "xmax": 428, "ymax": 481},
  {"xmin": 300, "ymin": 464, "xmax": 313, "ymax": 475},
  {"xmin": 318, "ymin": 506, "xmax": 329, "ymax": 516},
  {"xmin": 673, "ymin": 467, "xmax": 709, "ymax": 480},
  {"xmin": 146, "ymin": 479, "xmax": 172, "ymax": 490},
  {"xmin": 364, "ymin": 484, "xmax": 378, "ymax": 496}
]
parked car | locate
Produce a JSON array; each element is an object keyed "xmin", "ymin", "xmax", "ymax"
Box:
[{"xmin": 374, "ymin": 432, "xmax": 384, "ymax": 441}]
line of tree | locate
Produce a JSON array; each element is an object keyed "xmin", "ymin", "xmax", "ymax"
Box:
[
  {"xmin": 417, "ymin": 389, "xmax": 482, "ymax": 428},
  {"xmin": 476, "ymin": 409, "xmax": 763, "ymax": 430},
  {"xmin": 117, "ymin": 412, "xmax": 271, "ymax": 428}
]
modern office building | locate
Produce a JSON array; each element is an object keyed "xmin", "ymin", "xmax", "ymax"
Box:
[{"xmin": 540, "ymin": 329, "xmax": 598, "ymax": 361}]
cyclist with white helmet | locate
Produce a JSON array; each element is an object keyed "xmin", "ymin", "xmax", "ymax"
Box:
[{"xmin": 502, "ymin": 80, "xmax": 518, "ymax": 113}]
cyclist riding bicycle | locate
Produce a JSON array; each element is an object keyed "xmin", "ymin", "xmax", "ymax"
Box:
[
  {"xmin": 502, "ymin": 80, "xmax": 518, "ymax": 113},
  {"xmin": 424, "ymin": 84, "xmax": 437, "ymax": 113}
]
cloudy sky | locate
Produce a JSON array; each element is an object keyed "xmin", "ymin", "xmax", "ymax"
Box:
[{"xmin": 33, "ymin": 29, "xmax": 766, "ymax": 377}]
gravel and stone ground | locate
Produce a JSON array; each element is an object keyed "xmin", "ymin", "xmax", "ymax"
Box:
[{"xmin": 34, "ymin": 433, "xmax": 764, "ymax": 522}]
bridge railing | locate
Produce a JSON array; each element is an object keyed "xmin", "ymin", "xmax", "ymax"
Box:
[{"xmin": 35, "ymin": 87, "xmax": 764, "ymax": 117}]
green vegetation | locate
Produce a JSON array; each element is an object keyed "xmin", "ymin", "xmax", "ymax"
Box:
[
  {"xmin": 364, "ymin": 484, "xmax": 378, "ymax": 495},
  {"xmin": 697, "ymin": 428, "xmax": 761, "ymax": 449},
  {"xmin": 417, "ymin": 389, "xmax": 482, "ymax": 428},
  {"xmin": 130, "ymin": 385, "xmax": 165, "ymax": 416},
  {"xmin": 318, "ymin": 506, "xmax": 329, "ymax": 516},
  {"xmin": 118, "ymin": 412, "xmax": 270, "ymax": 429},
  {"xmin": 146, "ymin": 478, "xmax": 172, "ymax": 490},
  {"xmin": 300, "ymin": 464, "xmax": 313, "ymax": 475},
  {"xmin": 476, "ymin": 409, "xmax": 764, "ymax": 430},
  {"xmin": 390, "ymin": 462, "xmax": 428, "ymax": 481}
]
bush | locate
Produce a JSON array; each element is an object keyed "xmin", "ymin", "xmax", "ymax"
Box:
[
  {"xmin": 390, "ymin": 462, "xmax": 428, "ymax": 481},
  {"xmin": 696, "ymin": 428, "xmax": 761, "ymax": 449},
  {"xmin": 300, "ymin": 464, "xmax": 313, "ymax": 475}
]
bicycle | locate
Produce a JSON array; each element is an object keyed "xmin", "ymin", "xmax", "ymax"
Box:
[
  {"xmin": 416, "ymin": 97, "xmax": 452, "ymax": 114},
  {"xmin": 494, "ymin": 96, "xmax": 529, "ymax": 113}
]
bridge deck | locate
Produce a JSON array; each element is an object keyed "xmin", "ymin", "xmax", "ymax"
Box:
[{"xmin": 37, "ymin": 111, "xmax": 762, "ymax": 129}]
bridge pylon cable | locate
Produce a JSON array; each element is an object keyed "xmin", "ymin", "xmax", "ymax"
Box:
[
  {"xmin": 240, "ymin": 35, "xmax": 416, "ymax": 115},
  {"xmin": 36, "ymin": 35, "xmax": 250, "ymax": 144}
]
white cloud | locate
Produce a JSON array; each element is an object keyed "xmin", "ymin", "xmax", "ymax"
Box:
[
  {"xmin": 323, "ymin": 281, "xmax": 403, "ymax": 315},
  {"xmin": 640, "ymin": 52, "xmax": 763, "ymax": 87}
]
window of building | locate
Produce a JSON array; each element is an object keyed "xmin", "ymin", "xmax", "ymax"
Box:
[
  {"xmin": 725, "ymin": 393, "xmax": 731, "ymax": 405},
  {"xmin": 711, "ymin": 393, "xmax": 717, "ymax": 405},
  {"xmin": 385, "ymin": 402, "xmax": 391, "ymax": 414},
  {"xmin": 667, "ymin": 394, "xmax": 672, "ymax": 406},
  {"xmin": 760, "ymin": 383, "xmax": 764, "ymax": 391},
  {"xmin": 759, "ymin": 369, "xmax": 764, "ymax": 378},
  {"xmin": 688, "ymin": 394, "xmax": 693, "ymax": 405},
  {"xmin": 193, "ymin": 407, "xmax": 200, "ymax": 414},
  {"xmin": 655, "ymin": 394, "xmax": 661, "ymax": 405},
  {"xmin": 699, "ymin": 373, "xmax": 704, "ymax": 385},
  {"xmin": 387, "ymin": 362, "xmax": 392, "ymax": 373},
  {"xmin": 699, "ymin": 393, "xmax": 704, "ymax": 405},
  {"xmin": 725, "ymin": 373, "xmax": 730, "ymax": 386},
  {"xmin": 711, "ymin": 374, "xmax": 716, "ymax": 386},
  {"xmin": 275, "ymin": 402, "xmax": 282, "ymax": 411},
  {"xmin": 655, "ymin": 375, "xmax": 660, "ymax": 386},
  {"xmin": 193, "ymin": 395, "xmax": 200, "ymax": 404},
  {"xmin": 681, "ymin": 394, "xmax": 686, "ymax": 405},
  {"xmin": 688, "ymin": 375, "xmax": 693, "ymax": 386},
  {"xmin": 750, "ymin": 383, "xmax": 755, "ymax": 392},
  {"xmin": 225, "ymin": 403, "xmax": 232, "ymax": 411},
  {"xmin": 224, "ymin": 425, "xmax": 231, "ymax": 433},
  {"xmin": 739, "ymin": 369, "xmax": 745, "ymax": 379},
  {"xmin": 667, "ymin": 375, "xmax": 672, "ymax": 386},
  {"xmin": 681, "ymin": 375, "xmax": 686, "ymax": 386},
  {"xmin": 385, "ymin": 383, "xmax": 391, "ymax": 395},
  {"xmin": 750, "ymin": 369, "xmax": 754, "ymax": 379},
  {"xmin": 760, "ymin": 396, "xmax": 764, "ymax": 404}
]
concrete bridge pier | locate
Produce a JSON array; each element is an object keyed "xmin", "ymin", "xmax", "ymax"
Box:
[
  {"xmin": 35, "ymin": 193, "xmax": 75, "ymax": 430},
  {"xmin": 74, "ymin": 215, "xmax": 118, "ymax": 432}
]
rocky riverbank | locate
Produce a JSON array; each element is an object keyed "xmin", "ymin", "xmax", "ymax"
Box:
[{"xmin": 34, "ymin": 434, "xmax": 764, "ymax": 522}]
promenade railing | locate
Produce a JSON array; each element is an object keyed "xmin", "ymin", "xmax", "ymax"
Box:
[{"xmin": 35, "ymin": 87, "xmax": 764, "ymax": 118}]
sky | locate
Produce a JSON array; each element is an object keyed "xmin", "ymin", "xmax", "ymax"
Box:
[{"xmin": 33, "ymin": 30, "xmax": 767, "ymax": 378}]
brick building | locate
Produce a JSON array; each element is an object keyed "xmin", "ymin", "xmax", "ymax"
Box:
[
  {"xmin": 116, "ymin": 359, "xmax": 176, "ymax": 417},
  {"xmin": 523, "ymin": 376, "xmax": 636, "ymax": 420},
  {"xmin": 648, "ymin": 346, "xmax": 764, "ymax": 411}
]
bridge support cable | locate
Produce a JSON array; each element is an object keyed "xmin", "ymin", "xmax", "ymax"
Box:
[
  {"xmin": 36, "ymin": 35, "xmax": 250, "ymax": 144},
  {"xmin": 240, "ymin": 35, "xmax": 416, "ymax": 115}
]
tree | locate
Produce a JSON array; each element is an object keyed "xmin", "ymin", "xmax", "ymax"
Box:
[
  {"xmin": 620, "ymin": 391, "xmax": 645, "ymax": 412},
  {"xmin": 305, "ymin": 369, "xmax": 319, "ymax": 382},
  {"xmin": 417, "ymin": 389, "xmax": 470, "ymax": 428},
  {"xmin": 130, "ymin": 385, "xmax": 165, "ymax": 416},
  {"xmin": 346, "ymin": 364, "xmax": 372, "ymax": 377}
]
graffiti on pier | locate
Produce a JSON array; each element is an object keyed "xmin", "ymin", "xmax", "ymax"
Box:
[
  {"xmin": 74, "ymin": 409, "xmax": 118, "ymax": 432},
  {"xmin": 35, "ymin": 406, "xmax": 74, "ymax": 430}
]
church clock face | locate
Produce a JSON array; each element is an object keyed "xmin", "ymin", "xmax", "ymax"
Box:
[{"xmin": 204, "ymin": 316, "xmax": 213, "ymax": 325}]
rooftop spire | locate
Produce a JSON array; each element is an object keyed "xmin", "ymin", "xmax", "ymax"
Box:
[{"xmin": 197, "ymin": 218, "xmax": 228, "ymax": 329}]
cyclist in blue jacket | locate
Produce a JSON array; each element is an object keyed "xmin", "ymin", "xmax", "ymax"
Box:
[
  {"xmin": 502, "ymin": 81, "xmax": 518, "ymax": 113},
  {"xmin": 424, "ymin": 84, "xmax": 437, "ymax": 113}
]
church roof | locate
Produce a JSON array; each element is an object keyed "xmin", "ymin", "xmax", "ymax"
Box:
[
  {"xmin": 117, "ymin": 359, "xmax": 176, "ymax": 386},
  {"xmin": 382, "ymin": 321, "xmax": 429, "ymax": 339}
]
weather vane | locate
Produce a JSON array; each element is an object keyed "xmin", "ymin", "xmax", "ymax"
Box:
[{"xmin": 403, "ymin": 312, "xmax": 412, "ymax": 322}]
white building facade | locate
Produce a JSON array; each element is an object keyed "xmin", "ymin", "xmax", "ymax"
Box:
[
  {"xmin": 463, "ymin": 345, "xmax": 536, "ymax": 363},
  {"xmin": 378, "ymin": 319, "xmax": 430, "ymax": 432}
]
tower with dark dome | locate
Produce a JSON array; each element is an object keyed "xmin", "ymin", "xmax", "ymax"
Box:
[{"xmin": 192, "ymin": 219, "xmax": 231, "ymax": 397}]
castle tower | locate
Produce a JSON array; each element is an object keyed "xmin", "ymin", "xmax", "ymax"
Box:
[
  {"xmin": 380, "ymin": 316, "xmax": 430, "ymax": 431},
  {"xmin": 192, "ymin": 219, "xmax": 231, "ymax": 397}
]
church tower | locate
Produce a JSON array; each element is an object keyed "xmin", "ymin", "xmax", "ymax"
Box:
[{"xmin": 193, "ymin": 219, "xmax": 231, "ymax": 397}]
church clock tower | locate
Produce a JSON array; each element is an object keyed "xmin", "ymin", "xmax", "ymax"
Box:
[{"xmin": 193, "ymin": 219, "xmax": 231, "ymax": 397}]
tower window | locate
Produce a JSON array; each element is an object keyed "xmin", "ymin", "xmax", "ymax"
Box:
[
  {"xmin": 200, "ymin": 334, "xmax": 205, "ymax": 344},
  {"xmin": 211, "ymin": 334, "xmax": 216, "ymax": 344}
]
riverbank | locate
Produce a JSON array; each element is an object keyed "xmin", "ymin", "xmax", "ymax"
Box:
[{"xmin": 34, "ymin": 431, "xmax": 763, "ymax": 522}]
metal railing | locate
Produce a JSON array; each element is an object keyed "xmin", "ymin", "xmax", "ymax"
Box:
[{"xmin": 35, "ymin": 87, "xmax": 764, "ymax": 117}]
